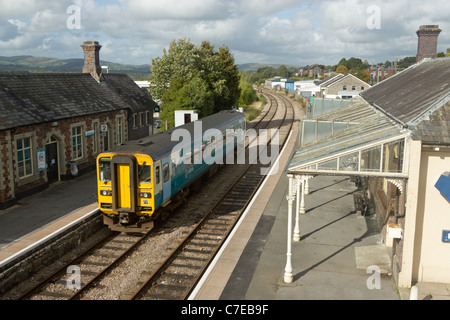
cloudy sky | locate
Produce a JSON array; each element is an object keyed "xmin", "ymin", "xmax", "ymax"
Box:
[{"xmin": 1, "ymin": 0, "xmax": 449, "ymax": 67}]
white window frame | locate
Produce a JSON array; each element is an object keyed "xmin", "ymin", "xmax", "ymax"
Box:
[
  {"xmin": 71, "ymin": 124, "xmax": 84, "ymax": 160},
  {"xmin": 116, "ymin": 115, "xmax": 125, "ymax": 145},
  {"xmin": 92, "ymin": 120, "xmax": 100, "ymax": 155},
  {"xmin": 16, "ymin": 136, "xmax": 34, "ymax": 179}
]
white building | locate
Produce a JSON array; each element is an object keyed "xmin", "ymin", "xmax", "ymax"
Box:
[{"xmin": 175, "ymin": 110, "xmax": 198, "ymax": 127}]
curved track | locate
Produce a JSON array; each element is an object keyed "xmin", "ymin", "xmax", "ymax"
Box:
[
  {"xmin": 8, "ymin": 90, "xmax": 297, "ymax": 300},
  {"xmin": 127, "ymin": 90, "xmax": 295, "ymax": 300}
]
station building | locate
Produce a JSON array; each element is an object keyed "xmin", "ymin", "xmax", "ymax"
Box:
[
  {"xmin": 286, "ymin": 56, "xmax": 450, "ymax": 288},
  {"xmin": 0, "ymin": 41, "xmax": 159, "ymax": 209}
]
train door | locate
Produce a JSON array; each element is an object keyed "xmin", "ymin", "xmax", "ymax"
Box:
[
  {"xmin": 45, "ymin": 138, "xmax": 59, "ymax": 184},
  {"xmin": 111, "ymin": 155, "xmax": 136, "ymax": 212},
  {"xmin": 117, "ymin": 164, "xmax": 132, "ymax": 209},
  {"xmin": 162, "ymin": 157, "xmax": 171, "ymax": 204}
]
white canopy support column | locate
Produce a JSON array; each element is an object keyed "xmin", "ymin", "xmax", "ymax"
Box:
[
  {"xmin": 284, "ymin": 174, "xmax": 295, "ymax": 284},
  {"xmin": 299, "ymin": 175, "xmax": 306, "ymax": 215},
  {"xmin": 293, "ymin": 176, "xmax": 302, "ymax": 242},
  {"xmin": 294, "ymin": 175, "xmax": 314, "ymax": 241},
  {"xmin": 304, "ymin": 175, "xmax": 311, "ymax": 195}
]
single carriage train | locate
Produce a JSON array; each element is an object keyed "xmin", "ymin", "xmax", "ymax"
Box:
[{"xmin": 97, "ymin": 110, "xmax": 246, "ymax": 232}]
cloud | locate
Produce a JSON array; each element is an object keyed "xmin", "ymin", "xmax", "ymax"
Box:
[
  {"xmin": 0, "ymin": 0, "xmax": 449, "ymax": 66},
  {"xmin": 0, "ymin": 20, "xmax": 22, "ymax": 41},
  {"xmin": 124, "ymin": 0, "xmax": 228, "ymax": 20}
]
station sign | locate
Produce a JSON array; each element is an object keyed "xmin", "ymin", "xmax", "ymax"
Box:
[
  {"xmin": 85, "ymin": 130, "xmax": 95, "ymax": 137},
  {"xmin": 442, "ymin": 230, "xmax": 450, "ymax": 243}
]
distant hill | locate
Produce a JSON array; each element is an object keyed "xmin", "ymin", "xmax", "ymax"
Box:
[
  {"xmin": 0, "ymin": 55, "xmax": 151, "ymax": 80},
  {"xmin": 238, "ymin": 63, "xmax": 282, "ymax": 72},
  {"xmin": 0, "ymin": 56, "xmax": 298, "ymax": 78},
  {"xmin": 238, "ymin": 63, "xmax": 300, "ymax": 72}
]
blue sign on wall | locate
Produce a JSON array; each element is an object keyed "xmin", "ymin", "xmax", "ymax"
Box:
[
  {"xmin": 435, "ymin": 172, "xmax": 450, "ymax": 201},
  {"xmin": 442, "ymin": 230, "xmax": 450, "ymax": 243}
]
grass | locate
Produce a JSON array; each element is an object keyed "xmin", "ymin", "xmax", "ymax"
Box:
[{"xmin": 244, "ymin": 94, "xmax": 267, "ymax": 123}]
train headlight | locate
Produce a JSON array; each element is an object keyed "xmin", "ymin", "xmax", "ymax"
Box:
[
  {"xmin": 139, "ymin": 192, "xmax": 151, "ymax": 199},
  {"xmin": 100, "ymin": 190, "xmax": 112, "ymax": 196}
]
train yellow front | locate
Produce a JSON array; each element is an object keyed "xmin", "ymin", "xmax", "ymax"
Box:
[{"xmin": 97, "ymin": 111, "xmax": 246, "ymax": 232}]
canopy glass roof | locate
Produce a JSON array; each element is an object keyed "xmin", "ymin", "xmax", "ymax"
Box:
[
  {"xmin": 307, "ymin": 97, "xmax": 358, "ymax": 118},
  {"xmin": 288, "ymin": 99, "xmax": 410, "ymax": 178}
]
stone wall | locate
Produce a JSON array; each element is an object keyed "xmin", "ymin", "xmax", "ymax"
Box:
[
  {"xmin": 0, "ymin": 110, "xmax": 127, "ymax": 209},
  {"xmin": 326, "ymin": 76, "xmax": 370, "ymax": 96}
]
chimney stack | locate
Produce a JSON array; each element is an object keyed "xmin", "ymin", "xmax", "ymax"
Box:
[
  {"xmin": 81, "ymin": 41, "xmax": 104, "ymax": 82},
  {"xmin": 416, "ymin": 25, "xmax": 441, "ymax": 63}
]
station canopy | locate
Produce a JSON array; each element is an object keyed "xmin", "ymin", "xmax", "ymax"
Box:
[{"xmin": 288, "ymin": 99, "xmax": 410, "ymax": 178}]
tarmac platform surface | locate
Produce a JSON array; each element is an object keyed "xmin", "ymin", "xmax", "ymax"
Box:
[{"xmin": 192, "ymin": 134, "xmax": 401, "ymax": 300}]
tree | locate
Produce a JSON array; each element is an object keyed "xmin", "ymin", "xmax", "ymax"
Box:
[
  {"xmin": 338, "ymin": 58, "xmax": 347, "ymax": 67},
  {"xmin": 346, "ymin": 57, "xmax": 364, "ymax": 72},
  {"xmin": 337, "ymin": 57, "xmax": 368, "ymax": 73},
  {"xmin": 149, "ymin": 39, "xmax": 241, "ymax": 128},
  {"xmin": 149, "ymin": 39, "xmax": 198, "ymax": 101},
  {"xmin": 336, "ymin": 65, "xmax": 349, "ymax": 74},
  {"xmin": 278, "ymin": 65, "xmax": 289, "ymax": 78},
  {"xmin": 357, "ymin": 70, "xmax": 371, "ymax": 83},
  {"xmin": 397, "ymin": 57, "xmax": 416, "ymax": 69},
  {"xmin": 160, "ymin": 76, "xmax": 215, "ymax": 128},
  {"xmin": 213, "ymin": 45, "xmax": 241, "ymax": 113}
]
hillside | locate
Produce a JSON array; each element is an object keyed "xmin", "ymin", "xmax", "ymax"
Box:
[
  {"xmin": 0, "ymin": 56, "xmax": 299, "ymax": 79},
  {"xmin": 0, "ymin": 55, "xmax": 151, "ymax": 80},
  {"xmin": 237, "ymin": 63, "xmax": 299, "ymax": 72}
]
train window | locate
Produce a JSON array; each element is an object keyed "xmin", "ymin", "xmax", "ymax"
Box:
[
  {"xmin": 138, "ymin": 164, "xmax": 151, "ymax": 183},
  {"xmin": 163, "ymin": 163, "xmax": 170, "ymax": 183},
  {"xmin": 99, "ymin": 158, "xmax": 111, "ymax": 182},
  {"xmin": 172, "ymin": 162, "xmax": 177, "ymax": 178},
  {"xmin": 155, "ymin": 166, "xmax": 160, "ymax": 184}
]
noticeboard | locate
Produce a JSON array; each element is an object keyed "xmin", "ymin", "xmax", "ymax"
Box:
[{"xmin": 37, "ymin": 149, "xmax": 46, "ymax": 172}]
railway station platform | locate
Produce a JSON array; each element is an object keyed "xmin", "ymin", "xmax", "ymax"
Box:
[
  {"xmin": 0, "ymin": 172, "xmax": 98, "ymax": 262},
  {"xmin": 0, "ymin": 122, "xmax": 449, "ymax": 301},
  {"xmin": 192, "ymin": 121, "xmax": 450, "ymax": 301}
]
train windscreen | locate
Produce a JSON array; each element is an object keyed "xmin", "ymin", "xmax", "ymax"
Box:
[
  {"xmin": 99, "ymin": 158, "xmax": 111, "ymax": 182},
  {"xmin": 139, "ymin": 164, "xmax": 151, "ymax": 183}
]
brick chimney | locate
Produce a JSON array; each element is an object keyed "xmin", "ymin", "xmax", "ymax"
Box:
[
  {"xmin": 416, "ymin": 25, "xmax": 441, "ymax": 63},
  {"xmin": 81, "ymin": 41, "xmax": 104, "ymax": 82}
]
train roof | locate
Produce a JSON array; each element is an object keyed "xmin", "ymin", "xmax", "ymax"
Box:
[{"xmin": 110, "ymin": 110, "xmax": 245, "ymax": 160}]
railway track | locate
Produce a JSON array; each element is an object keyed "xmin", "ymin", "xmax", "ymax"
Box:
[
  {"xmin": 6, "ymin": 90, "xmax": 297, "ymax": 300},
  {"xmin": 125, "ymin": 90, "xmax": 295, "ymax": 300}
]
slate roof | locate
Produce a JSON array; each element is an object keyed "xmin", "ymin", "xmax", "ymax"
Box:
[
  {"xmin": 360, "ymin": 57, "xmax": 450, "ymax": 145},
  {"xmin": 412, "ymin": 101, "xmax": 450, "ymax": 144},
  {"xmin": 315, "ymin": 73, "xmax": 345, "ymax": 86},
  {"xmin": 0, "ymin": 73, "xmax": 158, "ymax": 130}
]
